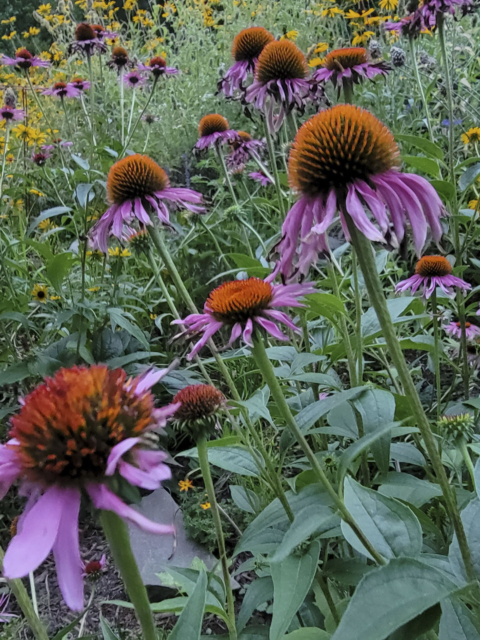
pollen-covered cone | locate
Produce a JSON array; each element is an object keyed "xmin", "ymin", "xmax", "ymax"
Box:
[
  {"xmin": 0, "ymin": 365, "xmax": 178, "ymax": 611},
  {"xmin": 275, "ymin": 104, "xmax": 445, "ymax": 280},
  {"xmin": 395, "ymin": 255, "xmax": 470, "ymax": 299},
  {"xmin": 173, "ymin": 384, "xmax": 226, "ymax": 438}
]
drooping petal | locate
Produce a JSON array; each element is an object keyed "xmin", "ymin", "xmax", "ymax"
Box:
[
  {"xmin": 255, "ymin": 316, "xmax": 290, "ymax": 341},
  {"xmin": 106, "ymin": 438, "xmax": 141, "ymax": 476},
  {"xmin": 86, "ymin": 483, "xmax": 175, "ymax": 534},
  {"xmin": 3, "ymin": 486, "xmax": 67, "ymax": 578},
  {"xmin": 53, "ymin": 488, "xmax": 84, "ymax": 611},
  {"xmin": 345, "ymin": 185, "xmax": 385, "ymax": 243}
]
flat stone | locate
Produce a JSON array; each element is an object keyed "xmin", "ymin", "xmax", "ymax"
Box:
[{"xmin": 128, "ymin": 488, "xmax": 218, "ymax": 587}]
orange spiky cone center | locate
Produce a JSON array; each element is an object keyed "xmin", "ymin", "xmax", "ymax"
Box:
[
  {"xmin": 206, "ymin": 278, "xmax": 273, "ymax": 323},
  {"xmin": 415, "ymin": 256, "xmax": 452, "ymax": 277},
  {"xmin": 232, "ymin": 26, "xmax": 275, "ymax": 62},
  {"xmin": 324, "ymin": 47, "xmax": 368, "ymax": 71},
  {"xmin": 173, "ymin": 384, "xmax": 225, "ymax": 422},
  {"xmin": 199, "ymin": 114, "xmax": 229, "ymax": 137},
  {"xmin": 107, "ymin": 154, "xmax": 170, "ymax": 205},
  {"xmin": 255, "ymin": 40, "xmax": 308, "ymax": 84}
]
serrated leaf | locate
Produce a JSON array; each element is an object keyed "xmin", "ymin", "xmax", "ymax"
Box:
[{"xmin": 341, "ymin": 476, "xmax": 422, "ymax": 561}]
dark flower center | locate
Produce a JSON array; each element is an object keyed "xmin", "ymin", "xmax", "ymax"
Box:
[
  {"xmin": 232, "ymin": 27, "xmax": 275, "ymax": 62},
  {"xmin": 173, "ymin": 384, "xmax": 225, "ymax": 423},
  {"xmin": 75, "ymin": 23, "xmax": 96, "ymax": 41}
]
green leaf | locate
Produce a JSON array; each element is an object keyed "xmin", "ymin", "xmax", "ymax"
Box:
[
  {"xmin": 0, "ymin": 362, "xmax": 31, "ymax": 384},
  {"xmin": 296, "ymin": 387, "xmax": 368, "ymax": 433},
  {"xmin": 51, "ymin": 609, "xmax": 92, "ymax": 640},
  {"xmin": 449, "ymin": 498, "xmax": 480, "ymax": 581},
  {"xmin": 106, "ymin": 351, "xmax": 152, "ymax": 368},
  {"xmin": 402, "ymin": 155, "xmax": 440, "ymax": 178},
  {"xmin": 337, "ymin": 422, "xmax": 398, "ymax": 485},
  {"xmin": 180, "ymin": 445, "xmax": 262, "ymax": 477},
  {"xmin": 75, "ymin": 183, "xmax": 93, "ymax": 209},
  {"xmin": 390, "ymin": 443, "xmax": 426, "ymax": 467},
  {"xmin": 398, "ymin": 335, "xmax": 436, "ymax": 353},
  {"xmin": 389, "ymin": 604, "xmax": 442, "ymax": 640},
  {"xmin": 271, "ymin": 506, "xmax": 339, "ymax": 562},
  {"xmin": 270, "ymin": 541, "xmax": 320, "ymax": 640},
  {"xmin": 169, "ymin": 570, "xmax": 207, "ymax": 640},
  {"xmin": 46, "ymin": 253, "xmax": 73, "ymax": 294},
  {"xmin": 230, "ymin": 485, "xmax": 261, "ymax": 514},
  {"xmin": 354, "ymin": 389, "xmax": 395, "ymax": 475},
  {"xmin": 378, "ymin": 472, "xmax": 443, "ymax": 508},
  {"xmin": 108, "ymin": 308, "xmax": 149, "ymax": 350},
  {"xmin": 237, "ymin": 577, "xmax": 274, "ymax": 633},
  {"xmin": 341, "ymin": 477, "xmax": 422, "ymax": 561},
  {"xmin": 331, "ymin": 558, "xmax": 460, "ymax": 640},
  {"xmin": 71, "ymin": 154, "xmax": 90, "ymax": 170},
  {"xmin": 100, "ymin": 616, "xmax": 121, "ymax": 640},
  {"xmin": 283, "ymin": 630, "xmax": 331, "ymax": 639},
  {"xmin": 431, "ymin": 180, "xmax": 456, "ymax": 201},
  {"xmin": 306, "ymin": 293, "xmax": 346, "ymax": 324},
  {"xmin": 27, "ymin": 206, "xmax": 71, "ymax": 236},
  {"xmin": 395, "ymin": 134, "xmax": 444, "ymax": 160},
  {"xmin": 459, "ymin": 162, "xmax": 480, "ymax": 192},
  {"xmin": 439, "ymin": 598, "xmax": 480, "ymax": 639},
  {"xmin": 361, "ymin": 297, "xmax": 420, "ymax": 338},
  {"xmin": 0, "ymin": 311, "xmax": 33, "ymax": 330}
]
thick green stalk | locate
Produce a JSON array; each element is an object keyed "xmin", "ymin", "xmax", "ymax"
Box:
[
  {"xmin": 345, "ymin": 216, "xmax": 475, "ymax": 582},
  {"xmin": 252, "ymin": 332, "xmax": 386, "ymax": 566},
  {"xmin": 263, "ymin": 117, "xmax": 286, "ymax": 216},
  {"xmin": 431, "ymin": 291, "xmax": 442, "ymax": 420},
  {"xmin": 197, "ymin": 435, "xmax": 237, "ymax": 640},
  {"xmin": 100, "ymin": 510, "xmax": 157, "ymax": 640},
  {"xmin": 0, "ymin": 547, "xmax": 49, "ymax": 640},
  {"xmin": 0, "ymin": 125, "xmax": 10, "ymax": 201},
  {"xmin": 120, "ymin": 68, "xmax": 125, "ymax": 145},
  {"xmin": 459, "ymin": 439, "xmax": 476, "ymax": 490},
  {"xmin": 351, "ymin": 251, "xmax": 363, "ymax": 384},
  {"xmin": 343, "ymin": 79, "xmax": 354, "ymax": 104}
]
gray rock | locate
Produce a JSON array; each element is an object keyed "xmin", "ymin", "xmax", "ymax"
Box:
[{"xmin": 128, "ymin": 488, "xmax": 218, "ymax": 587}]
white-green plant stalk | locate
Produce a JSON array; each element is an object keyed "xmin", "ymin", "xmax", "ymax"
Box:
[{"xmin": 0, "ymin": 125, "xmax": 10, "ymax": 201}]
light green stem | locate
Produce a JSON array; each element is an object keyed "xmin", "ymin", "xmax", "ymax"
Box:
[
  {"xmin": 120, "ymin": 68, "xmax": 125, "ymax": 145},
  {"xmin": 431, "ymin": 291, "xmax": 442, "ymax": 420},
  {"xmin": 0, "ymin": 547, "xmax": 49, "ymax": 640},
  {"xmin": 251, "ymin": 332, "xmax": 386, "ymax": 566},
  {"xmin": 409, "ymin": 37, "xmax": 435, "ymax": 143},
  {"xmin": 126, "ymin": 88, "xmax": 136, "ymax": 137},
  {"xmin": 351, "ymin": 251, "xmax": 363, "ymax": 384},
  {"xmin": 345, "ymin": 215, "xmax": 475, "ymax": 582},
  {"xmin": 197, "ymin": 435, "xmax": 237, "ymax": 640},
  {"xmin": 121, "ymin": 76, "xmax": 158, "ymax": 156},
  {"xmin": 263, "ymin": 116, "xmax": 286, "ymax": 216},
  {"xmin": 329, "ymin": 264, "xmax": 358, "ymax": 386},
  {"xmin": 0, "ymin": 125, "xmax": 10, "ymax": 201},
  {"xmin": 459, "ymin": 439, "xmax": 476, "ymax": 490},
  {"xmin": 100, "ymin": 510, "xmax": 157, "ymax": 640}
]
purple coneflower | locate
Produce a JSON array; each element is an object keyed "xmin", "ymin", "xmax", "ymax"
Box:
[
  {"xmin": 69, "ymin": 23, "xmax": 107, "ymax": 56},
  {"xmin": 0, "ymin": 365, "xmax": 177, "ymax": 611},
  {"xmin": 421, "ymin": 0, "xmax": 471, "ymax": 27},
  {"xmin": 138, "ymin": 56, "xmax": 178, "ymax": 78},
  {"xmin": 384, "ymin": 12, "xmax": 426, "ymax": 37},
  {"xmin": 195, "ymin": 114, "xmax": 239, "ymax": 151},
  {"xmin": 313, "ymin": 47, "xmax": 390, "ymax": 89},
  {"xmin": 69, "ymin": 77, "xmax": 91, "ymax": 92},
  {"xmin": 123, "ymin": 70, "xmax": 146, "ymax": 89},
  {"xmin": 42, "ymin": 139, "xmax": 73, "ymax": 151},
  {"xmin": 83, "ymin": 554, "xmax": 106, "ymax": 578},
  {"xmin": 226, "ymin": 131, "xmax": 264, "ymax": 172},
  {"xmin": 245, "ymin": 40, "xmax": 315, "ymax": 131},
  {"xmin": 90, "ymin": 154, "xmax": 205, "ymax": 252},
  {"xmin": 32, "ymin": 151, "xmax": 51, "ymax": 166},
  {"xmin": 249, "ymin": 171, "xmax": 273, "ymax": 186},
  {"xmin": 277, "ymin": 104, "xmax": 445, "ymax": 280},
  {"xmin": 395, "ymin": 256, "xmax": 470, "ymax": 299},
  {"xmin": 444, "ymin": 321, "xmax": 480, "ymax": 340},
  {"xmin": 218, "ymin": 26, "xmax": 274, "ymax": 97},
  {"xmin": 174, "ymin": 277, "xmax": 315, "ymax": 360},
  {"xmin": 0, "ymin": 106, "xmax": 25, "ymax": 122},
  {"xmin": 42, "ymin": 81, "xmax": 81, "ymax": 99},
  {"xmin": 1, "ymin": 48, "xmax": 50, "ymax": 70},
  {"xmin": 107, "ymin": 46, "xmax": 134, "ymax": 72}
]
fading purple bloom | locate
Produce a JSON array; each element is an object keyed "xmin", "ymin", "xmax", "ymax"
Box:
[
  {"xmin": 32, "ymin": 151, "xmax": 51, "ymax": 166},
  {"xmin": 313, "ymin": 47, "xmax": 390, "ymax": 89},
  {"xmin": 138, "ymin": 56, "xmax": 178, "ymax": 78},
  {"xmin": 0, "ymin": 106, "xmax": 25, "ymax": 122},
  {"xmin": 1, "ymin": 49, "xmax": 50, "ymax": 70},
  {"xmin": 195, "ymin": 114, "xmax": 239, "ymax": 151},
  {"xmin": 123, "ymin": 70, "xmax": 147, "ymax": 89},
  {"xmin": 249, "ymin": 171, "xmax": 273, "ymax": 186},
  {"xmin": 384, "ymin": 12, "xmax": 426, "ymax": 38},
  {"xmin": 69, "ymin": 77, "xmax": 91, "ymax": 92},
  {"xmin": 42, "ymin": 81, "xmax": 81, "ymax": 99},
  {"xmin": 421, "ymin": 0, "xmax": 472, "ymax": 27},
  {"xmin": 444, "ymin": 321, "xmax": 480, "ymax": 340},
  {"xmin": 395, "ymin": 255, "xmax": 470, "ymax": 299},
  {"xmin": 69, "ymin": 23, "xmax": 107, "ymax": 56},
  {"xmin": 226, "ymin": 132, "xmax": 264, "ymax": 172}
]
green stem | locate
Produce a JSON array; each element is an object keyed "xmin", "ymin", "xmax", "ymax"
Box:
[
  {"xmin": 329, "ymin": 264, "xmax": 358, "ymax": 386},
  {"xmin": 86, "ymin": 53, "xmax": 96, "ymax": 144},
  {"xmin": 0, "ymin": 547, "xmax": 49, "ymax": 640},
  {"xmin": 120, "ymin": 68, "xmax": 125, "ymax": 145},
  {"xmin": 459, "ymin": 439, "xmax": 476, "ymax": 490},
  {"xmin": 345, "ymin": 216, "xmax": 475, "ymax": 582},
  {"xmin": 263, "ymin": 116, "xmax": 286, "ymax": 216},
  {"xmin": 126, "ymin": 88, "xmax": 136, "ymax": 137},
  {"xmin": 100, "ymin": 511, "xmax": 157, "ymax": 640},
  {"xmin": 251, "ymin": 332, "xmax": 386, "ymax": 566},
  {"xmin": 343, "ymin": 79, "xmax": 354, "ymax": 104},
  {"xmin": 351, "ymin": 251, "xmax": 363, "ymax": 384},
  {"xmin": 121, "ymin": 76, "xmax": 158, "ymax": 156},
  {"xmin": 431, "ymin": 291, "xmax": 442, "ymax": 420},
  {"xmin": 216, "ymin": 145, "xmax": 238, "ymax": 206},
  {"xmin": 197, "ymin": 436, "xmax": 237, "ymax": 640},
  {"xmin": 409, "ymin": 37, "xmax": 435, "ymax": 144},
  {"xmin": 0, "ymin": 125, "xmax": 10, "ymax": 201}
]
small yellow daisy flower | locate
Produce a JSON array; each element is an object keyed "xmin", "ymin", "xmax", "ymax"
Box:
[
  {"xmin": 31, "ymin": 284, "xmax": 48, "ymax": 303},
  {"xmin": 38, "ymin": 218, "xmax": 57, "ymax": 232},
  {"xmin": 468, "ymin": 199, "xmax": 479, "ymax": 210},
  {"xmin": 200, "ymin": 502, "xmax": 211, "ymax": 510},
  {"xmin": 461, "ymin": 128, "xmax": 480, "ymax": 145},
  {"xmin": 280, "ymin": 30, "xmax": 299, "ymax": 41},
  {"xmin": 179, "ymin": 479, "xmax": 194, "ymax": 492},
  {"xmin": 88, "ymin": 286, "xmax": 101, "ymax": 292},
  {"xmin": 379, "ymin": 0, "xmax": 398, "ymax": 11},
  {"xmin": 108, "ymin": 247, "xmax": 131, "ymax": 258}
]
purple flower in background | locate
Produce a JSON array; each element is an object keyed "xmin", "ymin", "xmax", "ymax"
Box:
[
  {"xmin": 249, "ymin": 171, "xmax": 273, "ymax": 186},
  {"xmin": 195, "ymin": 114, "xmax": 239, "ymax": 151},
  {"xmin": 384, "ymin": 12, "xmax": 426, "ymax": 38},
  {"xmin": 444, "ymin": 321, "xmax": 480, "ymax": 340},
  {"xmin": 421, "ymin": 0, "xmax": 472, "ymax": 27},
  {"xmin": 0, "ymin": 365, "xmax": 177, "ymax": 611},
  {"xmin": 122, "ymin": 70, "xmax": 147, "ymax": 89},
  {"xmin": 313, "ymin": 47, "xmax": 390, "ymax": 89},
  {"xmin": 32, "ymin": 151, "xmax": 51, "ymax": 166},
  {"xmin": 1, "ymin": 48, "xmax": 50, "ymax": 70},
  {"xmin": 174, "ymin": 277, "xmax": 316, "ymax": 360},
  {"xmin": 226, "ymin": 131, "xmax": 264, "ymax": 171},
  {"xmin": 42, "ymin": 140, "xmax": 73, "ymax": 151},
  {"xmin": 138, "ymin": 56, "xmax": 178, "ymax": 78},
  {"xmin": 395, "ymin": 256, "xmax": 471, "ymax": 299},
  {"xmin": 90, "ymin": 154, "xmax": 205, "ymax": 252},
  {"xmin": 42, "ymin": 81, "xmax": 81, "ymax": 99},
  {"xmin": 442, "ymin": 118, "xmax": 463, "ymax": 126},
  {"xmin": 69, "ymin": 23, "xmax": 107, "ymax": 56},
  {"xmin": 0, "ymin": 106, "xmax": 25, "ymax": 122},
  {"xmin": 217, "ymin": 26, "xmax": 274, "ymax": 97},
  {"xmin": 69, "ymin": 77, "xmax": 91, "ymax": 92}
]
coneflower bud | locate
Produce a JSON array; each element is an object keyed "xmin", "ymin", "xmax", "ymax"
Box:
[
  {"xmin": 3, "ymin": 88, "xmax": 17, "ymax": 109},
  {"xmin": 390, "ymin": 46, "xmax": 406, "ymax": 68},
  {"xmin": 438, "ymin": 413, "xmax": 475, "ymax": 445},
  {"xmin": 368, "ymin": 40, "xmax": 382, "ymax": 60}
]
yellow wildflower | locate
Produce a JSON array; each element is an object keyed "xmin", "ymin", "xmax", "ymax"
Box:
[
  {"xmin": 124, "ymin": 0, "xmax": 137, "ymax": 8},
  {"xmin": 352, "ymin": 31, "xmax": 375, "ymax": 45},
  {"xmin": 379, "ymin": 0, "xmax": 398, "ymax": 10},
  {"xmin": 321, "ymin": 6, "xmax": 344, "ymax": 17},
  {"xmin": 38, "ymin": 4, "xmax": 52, "ymax": 15},
  {"xmin": 462, "ymin": 128, "xmax": 480, "ymax": 145},
  {"xmin": 50, "ymin": 295, "xmax": 61, "ymax": 301},
  {"xmin": 179, "ymin": 479, "xmax": 194, "ymax": 492},
  {"xmin": 108, "ymin": 247, "xmax": 131, "ymax": 258},
  {"xmin": 38, "ymin": 218, "xmax": 57, "ymax": 232},
  {"xmin": 200, "ymin": 502, "xmax": 211, "ymax": 510},
  {"xmin": 150, "ymin": 313, "xmax": 158, "ymax": 320},
  {"xmin": 31, "ymin": 284, "xmax": 48, "ymax": 303},
  {"xmin": 308, "ymin": 57, "xmax": 325, "ymax": 67},
  {"xmin": 30, "ymin": 189, "xmax": 45, "ymax": 197},
  {"xmin": 88, "ymin": 286, "xmax": 101, "ymax": 292},
  {"xmin": 468, "ymin": 199, "xmax": 479, "ymax": 210},
  {"xmin": 1, "ymin": 17, "xmax": 16, "ymax": 24},
  {"xmin": 2, "ymin": 32, "xmax": 17, "ymax": 41},
  {"xmin": 280, "ymin": 30, "xmax": 299, "ymax": 41}
]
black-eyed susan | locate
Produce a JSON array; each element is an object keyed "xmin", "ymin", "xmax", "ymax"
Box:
[
  {"xmin": 461, "ymin": 127, "xmax": 480, "ymax": 146},
  {"xmin": 90, "ymin": 154, "xmax": 204, "ymax": 252},
  {"xmin": 277, "ymin": 104, "xmax": 445, "ymax": 279},
  {"xmin": 31, "ymin": 284, "xmax": 48, "ymax": 303},
  {"xmin": 395, "ymin": 256, "xmax": 470, "ymax": 299},
  {"xmin": 174, "ymin": 278, "xmax": 315, "ymax": 359},
  {"xmin": 218, "ymin": 26, "xmax": 274, "ymax": 97}
]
